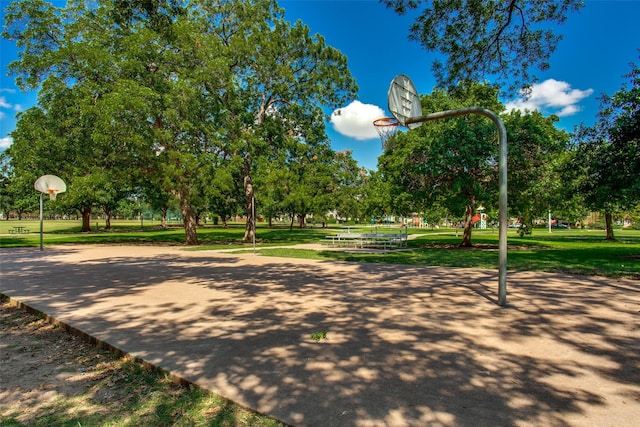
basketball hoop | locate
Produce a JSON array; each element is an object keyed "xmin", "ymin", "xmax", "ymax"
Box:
[
  {"xmin": 34, "ymin": 174, "xmax": 67, "ymax": 251},
  {"xmin": 373, "ymin": 117, "xmax": 401, "ymax": 149},
  {"xmin": 35, "ymin": 175, "xmax": 66, "ymax": 201}
]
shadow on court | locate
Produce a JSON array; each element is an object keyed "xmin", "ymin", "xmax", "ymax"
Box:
[{"xmin": 1, "ymin": 245, "xmax": 638, "ymax": 426}]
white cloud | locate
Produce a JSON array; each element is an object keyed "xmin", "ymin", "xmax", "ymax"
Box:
[
  {"xmin": 331, "ymin": 100, "xmax": 385, "ymax": 140},
  {"xmin": 505, "ymin": 79, "xmax": 594, "ymax": 117},
  {"xmin": 0, "ymin": 136, "xmax": 13, "ymax": 149},
  {"xmin": 0, "ymin": 96, "xmax": 22, "ymax": 112}
]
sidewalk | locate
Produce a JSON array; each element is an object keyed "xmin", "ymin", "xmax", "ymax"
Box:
[{"xmin": 1, "ymin": 245, "xmax": 639, "ymax": 426}]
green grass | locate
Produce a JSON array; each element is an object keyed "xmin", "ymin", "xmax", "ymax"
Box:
[
  {"xmin": 254, "ymin": 229, "xmax": 640, "ymax": 279},
  {"xmin": 0, "ymin": 219, "xmax": 332, "ymax": 248},
  {"xmin": 2, "ymin": 220, "xmax": 638, "ymax": 279}
]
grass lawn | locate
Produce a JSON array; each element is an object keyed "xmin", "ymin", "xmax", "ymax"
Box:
[
  {"xmin": 1, "ymin": 220, "xmax": 638, "ymax": 279},
  {"xmin": 0, "ymin": 219, "xmax": 330, "ymax": 247},
  {"xmin": 256, "ymin": 229, "xmax": 639, "ymax": 279}
]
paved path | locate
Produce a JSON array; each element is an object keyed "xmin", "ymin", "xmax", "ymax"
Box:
[{"xmin": 1, "ymin": 245, "xmax": 639, "ymax": 426}]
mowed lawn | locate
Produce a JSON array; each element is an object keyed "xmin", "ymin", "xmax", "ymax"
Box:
[{"xmin": 1, "ymin": 219, "xmax": 638, "ymax": 279}]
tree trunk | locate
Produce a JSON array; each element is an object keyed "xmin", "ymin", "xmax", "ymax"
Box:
[
  {"xmin": 81, "ymin": 208, "xmax": 92, "ymax": 232},
  {"xmin": 243, "ymin": 173, "xmax": 255, "ymax": 242},
  {"xmin": 298, "ymin": 214, "xmax": 306, "ymax": 228},
  {"xmin": 180, "ymin": 199, "xmax": 198, "ymax": 245},
  {"xmin": 460, "ymin": 205, "xmax": 473, "ymax": 247},
  {"xmin": 605, "ymin": 211, "xmax": 615, "ymax": 240},
  {"xmin": 161, "ymin": 207, "xmax": 168, "ymax": 228},
  {"xmin": 105, "ymin": 210, "xmax": 112, "ymax": 230}
]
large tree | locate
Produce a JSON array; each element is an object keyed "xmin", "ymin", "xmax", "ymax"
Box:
[
  {"xmin": 4, "ymin": 0, "xmax": 172, "ymax": 232},
  {"xmin": 570, "ymin": 60, "xmax": 640, "ymax": 240},
  {"xmin": 381, "ymin": 0, "xmax": 584, "ymax": 92},
  {"xmin": 503, "ymin": 110, "xmax": 571, "ymax": 232},
  {"xmin": 200, "ymin": 0, "xmax": 357, "ymax": 241},
  {"xmin": 4, "ymin": 0, "xmax": 357, "ymax": 244}
]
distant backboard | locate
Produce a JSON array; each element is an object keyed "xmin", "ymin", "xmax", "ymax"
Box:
[
  {"xmin": 388, "ymin": 74, "xmax": 422, "ymax": 129},
  {"xmin": 34, "ymin": 175, "xmax": 66, "ymax": 201}
]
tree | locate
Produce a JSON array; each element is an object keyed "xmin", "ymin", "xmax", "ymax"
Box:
[
  {"xmin": 201, "ymin": 0, "xmax": 357, "ymax": 241},
  {"xmin": 4, "ymin": 0, "xmax": 356, "ymax": 245},
  {"xmin": 360, "ymin": 170, "xmax": 393, "ymax": 222},
  {"xmin": 275, "ymin": 140, "xmax": 335, "ymax": 230},
  {"xmin": 0, "ymin": 152, "xmax": 39, "ymax": 220},
  {"xmin": 381, "ymin": 0, "xmax": 583, "ymax": 93},
  {"xmin": 6, "ymin": 74, "xmax": 155, "ymax": 231},
  {"xmin": 4, "ymin": 1, "xmax": 161, "ymax": 232},
  {"xmin": 570, "ymin": 60, "xmax": 640, "ymax": 240},
  {"xmin": 329, "ymin": 150, "xmax": 368, "ymax": 224},
  {"xmin": 379, "ymin": 81, "xmax": 504, "ymax": 247},
  {"xmin": 503, "ymin": 110, "xmax": 570, "ymax": 232}
]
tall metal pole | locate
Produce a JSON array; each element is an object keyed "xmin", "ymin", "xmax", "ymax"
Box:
[
  {"xmin": 39, "ymin": 193, "xmax": 44, "ymax": 251},
  {"xmin": 406, "ymin": 107, "xmax": 508, "ymax": 306}
]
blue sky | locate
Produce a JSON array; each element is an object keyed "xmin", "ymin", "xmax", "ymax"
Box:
[{"xmin": 1, "ymin": 0, "xmax": 639, "ymax": 171}]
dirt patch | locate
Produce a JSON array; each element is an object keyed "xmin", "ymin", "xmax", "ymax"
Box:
[
  {"xmin": 0, "ymin": 300, "xmax": 284, "ymax": 426},
  {"xmin": 0, "ymin": 301, "xmax": 127, "ymax": 424}
]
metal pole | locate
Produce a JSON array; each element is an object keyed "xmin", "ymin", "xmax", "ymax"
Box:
[
  {"xmin": 39, "ymin": 193, "xmax": 43, "ymax": 251},
  {"xmin": 406, "ymin": 107, "xmax": 508, "ymax": 306},
  {"xmin": 252, "ymin": 195, "xmax": 256, "ymax": 253},
  {"xmin": 548, "ymin": 209, "xmax": 552, "ymax": 233}
]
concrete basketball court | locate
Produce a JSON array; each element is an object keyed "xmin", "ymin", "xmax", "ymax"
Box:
[{"xmin": 1, "ymin": 245, "xmax": 638, "ymax": 426}]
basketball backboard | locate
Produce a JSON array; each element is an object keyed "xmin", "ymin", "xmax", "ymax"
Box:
[
  {"xmin": 34, "ymin": 175, "xmax": 66, "ymax": 201},
  {"xmin": 388, "ymin": 74, "xmax": 422, "ymax": 129}
]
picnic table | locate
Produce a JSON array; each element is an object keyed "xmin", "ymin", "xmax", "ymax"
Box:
[
  {"xmin": 8, "ymin": 226, "xmax": 30, "ymax": 234},
  {"xmin": 324, "ymin": 232, "xmax": 407, "ymax": 249}
]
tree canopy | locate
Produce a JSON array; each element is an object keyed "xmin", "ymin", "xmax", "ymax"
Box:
[
  {"xmin": 3, "ymin": 0, "xmax": 357, "ymax": 243},
  {"xmin": 570, "ymin": 59, "xmax": 640, "ymax": 239},
  {"xmin": 381, "ymin": 0, "xmax": 584, "ymax": 93},
  {"xmin": 379, "ymin": 81, "xmax": 574, "ymax": 245},
  {"xmin": 379, "ymin": 82, "xmax": 505, "ymax": 246}
]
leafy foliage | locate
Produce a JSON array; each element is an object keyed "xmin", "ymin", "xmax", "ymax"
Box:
[
  {"xmin": 570, "ymin": 59, "xmax": 640, "ymax": 239},
  {"xmin": 504, "ymin": 110, "xmax": 572, "ymax": 228},
  {"xmin": 3, "ymin": 0, "xmax": 357, "ymax": 243},
  {"xmin": 381, "ymin": 0, "xmax": 584, "ymax": 92}
]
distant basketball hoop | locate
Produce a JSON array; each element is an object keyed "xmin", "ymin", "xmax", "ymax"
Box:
[
  {"xmin": 34, "ymin": 175, "xmax": 66, "ymax": 201},
  {"xmin": 373, "ymin": 117, "xmax": 400, "ymax": 148},
  {"xmin": 34, "ymin": 175, "xmax": 66, "ymax": 251}
]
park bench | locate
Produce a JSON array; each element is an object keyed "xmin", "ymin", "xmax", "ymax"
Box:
[
  {"xmin": 324, "ymin": 232, "xmax": 407, "ymax": 249},
  {"xmin": 8, "ymin": 226, "xmax": 30, "ymax": 234},
  {"xmin": 325, "ymin": 233, "xmax": 366, "ymax": 247}
]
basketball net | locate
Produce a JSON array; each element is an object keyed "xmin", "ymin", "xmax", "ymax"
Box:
[
  {"xmin": 48, "ymin": 189, "xmax": 58, "ymax": 201},
  {"xmin": 373, "ymin": 117, "xmax": 400, "ymax": 149}
]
